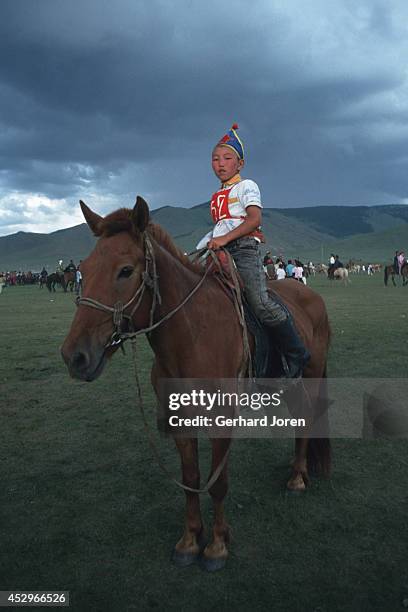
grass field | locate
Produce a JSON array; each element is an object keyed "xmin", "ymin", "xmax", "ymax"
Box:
[{"xmin": 1, "ymin": 274, "xmax": 408, "ymax": 611}]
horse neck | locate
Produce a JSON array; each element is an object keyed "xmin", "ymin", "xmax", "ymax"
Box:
[
  {"xmin": 150, "ymin": 242, "xmax": 206, "ymax": 325},
  {"xmin": 145, "ymin": 243, "xmax": 238, "ymax": 373}
]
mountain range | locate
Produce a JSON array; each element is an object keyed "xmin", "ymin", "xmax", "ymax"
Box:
[{"xmin": 1, "ymin": 202, "xmax": 407, "ymax": 270}]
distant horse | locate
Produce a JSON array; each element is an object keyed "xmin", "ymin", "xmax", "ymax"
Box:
[
  {"xmin": 305, "ymin": 263, "xmax": 316, "ymax": 277},
  {"xmin": 384, "ymin": 262, "xmax": 408, "ymax": 286},
  {"xmin": 63, "ymin": 271, "xmax": 76, "ymax": 292},
  {"xmin": 62, "ymin": 197, "xmax": 331, "ymax": 571},
  {"xmin": 333, "ymin": 268, "xmax": 349, "ymax": 285},
  {"xmin": 46, "ymin": 273, "xmax": 66, "ymax": 292},
  {"xmin": 315, "ymin": 264, "xmax": 328, "ymax": 275}
]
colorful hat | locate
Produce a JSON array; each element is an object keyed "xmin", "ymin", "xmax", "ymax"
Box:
[{"xmin": 217, "ymin": 123, "xmax": 244, "ymax": 159}]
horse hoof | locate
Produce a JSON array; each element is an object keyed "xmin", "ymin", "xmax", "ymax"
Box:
[
  {"xmin": 200, "ymin": 555, "xmax": 227, "ymax": 572},
  {"xmin": 171, "ymin": 549, "xmax": 200, "ymax": 568}
]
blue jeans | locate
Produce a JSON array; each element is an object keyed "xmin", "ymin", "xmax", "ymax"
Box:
[{"xmin": 226, "ymin": 237, "xmax": 287, "ymax": 327}]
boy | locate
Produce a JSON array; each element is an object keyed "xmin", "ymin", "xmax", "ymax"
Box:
[{"xmin": 197, "ymin": 123, "xmax": 309, "ymax": 378}]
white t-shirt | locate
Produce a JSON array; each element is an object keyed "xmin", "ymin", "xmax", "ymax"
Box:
[
  {"xmin": 276, "ymin": 268, "xmax": 286, "ymax": 280},
  {"xmin": 196, "ymin": 179, "xmax": 262, "ymax": 249}
]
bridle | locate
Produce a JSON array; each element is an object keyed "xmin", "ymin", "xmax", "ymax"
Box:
[
  {"xmin": 76, "ymin": 232, "xmax": 214, "ymax": 349},
  {"xmin": 76, "ymin": 232, "xmax": 157, "ymax": 347}
]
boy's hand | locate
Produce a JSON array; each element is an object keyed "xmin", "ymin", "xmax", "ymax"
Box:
[{"xmin": 207, "ymin": 236, "xmax": 229, "ymax": 250}]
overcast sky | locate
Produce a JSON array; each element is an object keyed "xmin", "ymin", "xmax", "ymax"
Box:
[{"xmin": 0, "ymin": 0, "xmax": 407, "ymax": 235}]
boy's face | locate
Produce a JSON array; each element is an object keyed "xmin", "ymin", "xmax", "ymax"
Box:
[{"xmin": 212, "ymin": 145, "xmax": 244, "ymax": 182}]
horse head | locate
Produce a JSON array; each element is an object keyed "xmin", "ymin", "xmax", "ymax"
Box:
[{"xmin": 61, "ymin": 196, "xmax": 151, "ymax": 381}]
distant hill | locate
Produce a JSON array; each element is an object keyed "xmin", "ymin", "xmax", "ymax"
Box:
[
  {"xmin": 0, "ymin": 225, "xmax": 97, "ymax": 271},
  {"xmin": 273, "ymin": 204, "xmax": 408, "ymax": 238},
  {"xmin": 171, "ymin": 204, "xmax": 335, "ymax": 255},
  {"xmin": 1, "ymin": 203, "xmax": 407, "ymax": 269}
]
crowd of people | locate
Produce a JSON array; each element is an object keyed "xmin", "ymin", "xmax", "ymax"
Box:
[
  {"xmin": 0, "ymin": 258, "xmax": 83, "ymax": 294},
  {"xmin": 260, "ymin": 251, "xmax": 397, "ymax": 281},
  {"xmin": 0, "ymin": 270, "xmax": 39, "ymax": 286},
  {"xmin": 0, "ymin": 270, "xmax": 38, "ymax": 293},
  {"xmin": 262, "ymin": 251, "xmax": 310, "ymax": 284}
]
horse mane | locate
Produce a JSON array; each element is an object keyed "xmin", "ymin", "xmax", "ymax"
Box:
[
  {"xmin": 97, "ymin": 208, "xmax": 204, "ymax": 274},
  {"xmin": 148, "ymin": 223, "xmax": 204, "ymax": 274}
]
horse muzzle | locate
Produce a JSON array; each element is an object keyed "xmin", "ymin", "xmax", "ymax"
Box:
[{"xmin": 61, "ymin": 338, "xmax": 107, "ymax": 382}]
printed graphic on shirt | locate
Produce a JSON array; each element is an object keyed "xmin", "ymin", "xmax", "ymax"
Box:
[{"xmin": 210, "ymin": 187, "xmax": 234, "ymax": 222}]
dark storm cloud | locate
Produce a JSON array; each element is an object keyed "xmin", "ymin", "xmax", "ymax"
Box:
[{"xmin": 0, "ymin": 0, "xmax": 407, "ymax": 234}]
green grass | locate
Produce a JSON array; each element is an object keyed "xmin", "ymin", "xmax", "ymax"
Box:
[{"xmin": 1, "ymin": 275, "xmax": 408, "ymax": 611}]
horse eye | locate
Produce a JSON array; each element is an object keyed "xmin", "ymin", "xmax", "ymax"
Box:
[{"xmin": 118, "ymin": 266, "xmax": 134, "ymax": 279}]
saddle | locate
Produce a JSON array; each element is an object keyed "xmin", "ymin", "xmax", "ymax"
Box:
[
  {"xmin": 205, "ymin": 249, "xmax": 243, "ymax": 292},
  {"xmin": 205, "ymin": 250, "xmax": 287, "ymax": 378}
]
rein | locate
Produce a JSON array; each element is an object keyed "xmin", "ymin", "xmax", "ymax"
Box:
[{"xmin": 76, "ymin": 232, "xmax": 250, "ymax": 494}]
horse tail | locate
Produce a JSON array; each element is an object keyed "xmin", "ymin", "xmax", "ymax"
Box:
[
  {"xmin": 307, "ymin": 364, "xmax": 331, "ymax": 477},
  {"xmin": 384, "ymin": 267, "xmax": 388, "ymax": 286}
]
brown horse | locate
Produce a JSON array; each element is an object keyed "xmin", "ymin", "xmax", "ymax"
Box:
[
  {"xmin": 61, "ymin": 197, "xmax": 331, "ymax": 571},
  {"xmin": 46, "ymin": 272, "xmax": 66, "ymax": 292},
  {"xmin": 63, "ymin": 270, "xmax": 76, "ymax": 292},
  {"xmin": 384, "ymin": 263, "xmax": 408, "ymax": 286}
]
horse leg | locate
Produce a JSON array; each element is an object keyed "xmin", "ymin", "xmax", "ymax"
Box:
[
  {"xmin": 287, "ymin": 437, "xmax": 309, "ymax": 492},
  {"xmin": 172, "ymin": 438, "xmax": 204, "ymax": 567},
  {"xmin": 289, "ymin": 372, "xmax": 331, "ymax": 489},
  {"xmin": 201, "ymin": 438, "xmax": 231, "ymax": 572},
  {"xmin": 287, "ymin": 381, "xmax": 321, "ymax": 491}
]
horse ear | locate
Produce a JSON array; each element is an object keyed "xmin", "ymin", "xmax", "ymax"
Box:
[
  {"xmin": 132, "ymin": 195, "xmax": 150, "ymax": 232},
  {"xmin": 79, "ymin": 200, "xmax": 103, "ymax": 236}
]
